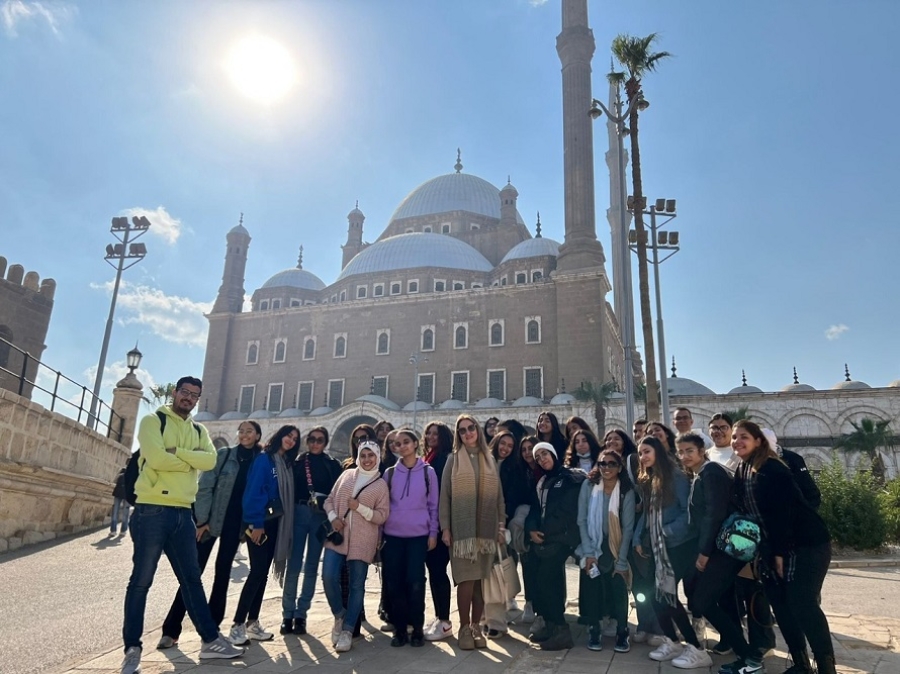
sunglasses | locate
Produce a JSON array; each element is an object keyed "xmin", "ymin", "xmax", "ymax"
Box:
[
  {"xmin": 598, "ymin": 461, "xmax": 621, "ymax": 469},
  {"xmin": 308, "ymin": 436, "xmax": 326, "ymax": 444},
  {"xmin": 458, "ymin": 425, "xmax": 477, "ymax": 435}
]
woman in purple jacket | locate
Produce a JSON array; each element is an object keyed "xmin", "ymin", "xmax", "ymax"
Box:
[{"xmin": 381, "ymin": 428, "xmax": 440, "ymax": 647}]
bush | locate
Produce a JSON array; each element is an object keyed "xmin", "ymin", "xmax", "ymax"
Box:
[
  {"xmin": 879, "ymin": 478, "xmax": 900, "ymax": 544},
  {"xmin": 817, "ymin": 459, "xmax": 886, "ymax": 550}
]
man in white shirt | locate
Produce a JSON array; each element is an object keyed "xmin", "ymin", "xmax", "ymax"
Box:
[
  {"xmin": 672, "ymin": 407, "xmax": 714, "ymax": 449},
  {"xmin": 705, "ymin": 413, "xmax": 740, "ymax": 473}
]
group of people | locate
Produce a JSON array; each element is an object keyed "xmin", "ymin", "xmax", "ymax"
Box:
[{"xmin": 118, "ymin": 376, "xmax": 835, "ymax": 674}]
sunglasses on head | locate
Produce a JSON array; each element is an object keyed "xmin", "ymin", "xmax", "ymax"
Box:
[
  {"xmin": 598, "ymin": 461, "xmax": 620, "ymax": 468},
  {"xmin": 458, "ymin": 424, "xmax": 477, "ymax": 435}
]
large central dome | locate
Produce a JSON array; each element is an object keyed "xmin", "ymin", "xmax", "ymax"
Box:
[{"xmin": 390, "ymin": 172, "xmax": 525, "ymax": 224}]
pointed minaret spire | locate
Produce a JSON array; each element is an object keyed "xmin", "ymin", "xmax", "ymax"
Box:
[
  {"xmin": 741, "ymin": 370, "xmax": 748, "ymax": 387},
  {"xmin": 671, "ymin": 356, "xmax": 677, "ymax": 378},
  {"xmin": 560, "ymin": 378, "xmax": 566, "ymax": 393},
  {"xmin": 238, "ymin": 212, "xmax": 244, "ymax": 227},
  {"xmin": 535, "ymin": 212, "xmax": 542, "ymax": 238},
  {"xmin": 844, "ymin": 363, "xmax": 852, "ymax": 382},
  {"xmin": 454, "ymin": 148, "xmax": 463, "ymax": 173},
  {"xmin": 793, "ymin": 367, "xmax": 800, "ymax": 385},
  {"xmin": 297, "ymin": 245, "xmax": 304, "ymax": 270}
]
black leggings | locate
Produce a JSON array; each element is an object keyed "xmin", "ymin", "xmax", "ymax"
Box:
[
  {"xmin": 531, "ymin": 546, "xmax": 570, "ymax": 626},
  {"xmin": 425, "ymin": 535, "xmax": 452, "ymax": 621},
  {"xmin": 233, "ymin": 522, "xmax": 277, "ymax": 624},
  {"xmin": 651, "ymin": 541, "xmax": 699, "ymax": 647},
  {"xmin": 691, "ymin": 551, "xmax": 757, "ymax": 658}
]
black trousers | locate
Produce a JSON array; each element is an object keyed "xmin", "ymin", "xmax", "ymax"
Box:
[
  {"xmin": 650, "ymin": 541, "xmax": 699, "ymax": 647},
  {"xmin": 532, "ymin": 545, "xmax": 570, "ymax": 626},
  {"xmin": 521, "ymin": 550, "xmax": 539, "ymax": 603},
  {"xmin": 233, "ymin": 521, "xmax": 278, "ymax": 624},
  {"xmin": 162, "ymin": 518, "xmax": 241, "ymax": 639},
  {"xmin": 579, "ymin": 569, "xmax": 628, "ymax": 629},
  {"xmin": 691, "ymin": 551, "xmax": 758, "ymax": 659},
  {"xmin": 382, "ymin": 534, "xmax": 429, "ymax": 634},
  {"xmin": 425, "ymin": 536, "xmax": 452, "ymax": 621}
]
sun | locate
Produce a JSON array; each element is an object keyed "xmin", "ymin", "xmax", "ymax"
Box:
[{"xmin": 225, "ymin": 34, "xmax": 296, "ymax": 104}]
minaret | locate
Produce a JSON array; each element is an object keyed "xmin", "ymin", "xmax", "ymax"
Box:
[
  {"xmin": 342, "ymin": 201, "xmax": 365, "ymax": 269},
  {"xmin": 555, "ymin": 0, "xmax": 605, "ymax": 271},
  {"xmin": 212, "ymin": 214, "xmax": 250, "ymax": 314},
  {"xmin": 499, "ymin": 177, "xmax": 518, "ymax": 229}
]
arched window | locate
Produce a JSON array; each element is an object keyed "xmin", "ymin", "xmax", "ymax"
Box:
[
  {"xmin": 377, "ymin": 332, "xmax": 389, "ymax": 355},
  {"xmin": 246, "ymin": 342, "xmax": 258, "ymax": 365},
  {"xmin": 334, "ymin": 336, "xmax": 346, "ymax": 358},
  {"xmin": 490, "ymin": 322, "xmax": 503, "ymax": 346},
  {"xmin": 526, "ymin": 319, "xmax": 541, "ymax": 344},
  {"xmin": 422, "ymin": 328, "xmax": 434, "ymax": 351},
  {"xmin": 515, "ymin": 272, "xmax": 526, "ymax": 284},
  {"xmin": 532, "ymin": 270, "xmax": 543, "ymax": 282},
  {"xmin": 303, "ymin": 338, "xmax": 315, "ymax": 360},
  {"xmin": 455, "ymin": 325, "xmax": 467, "ymax": 348},
  {"xmin": 274, "ymin": 340, "xmax": 286, "ymax": 363}
]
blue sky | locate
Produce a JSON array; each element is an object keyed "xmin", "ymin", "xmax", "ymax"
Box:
[{"xmin": 2, "ymin": 0, "xmax": 899, "ymax": 411}]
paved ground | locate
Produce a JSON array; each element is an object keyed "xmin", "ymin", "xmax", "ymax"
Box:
[{"xmin": 1, "ymin": 529, "xmax": 898, "ymax": 674}]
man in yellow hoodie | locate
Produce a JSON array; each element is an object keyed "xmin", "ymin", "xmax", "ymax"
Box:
[{"xmin": 121, "ymin": 377, "xmax": 244, "ymax": 674}]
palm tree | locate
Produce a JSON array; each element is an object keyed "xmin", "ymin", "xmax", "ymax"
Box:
[
  {"xmin": 610, "ymin": 33, "xmax": 671, "ymax": 421},
  {"xmin": 722, "ymin": 406, "xmax": 752, "ymax": 423},
  {"xmin": 145, "ymin": 382, "xmax": 177, "ymax": 407},
  {"xmin": 835, "ymin": 417, "xmax": 893, "ymax": 485},
  {"xmin": 573, "ymin": 380, "xmax": 618, "ymax": 434}
]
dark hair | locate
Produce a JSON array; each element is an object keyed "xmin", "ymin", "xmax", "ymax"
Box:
[
  {"xmin": 520, "ymin": 434, "xmax": 538, "ymax": 467},
  {"xmin": 536, "ymin": 411, "xmax": 567, "ymax": 454},
  {"xmin": 563, "ymin": 416, "xmax": 591, "ymax": 441},
  {"xmin": 348, "ymin": 424, "xmax": 376, "ymax": 460},
  {"xmin": 675, "ymin": 432, "xmax": 706, "ymax": 452},
  {"xmin": 637, "ymin": 436, "xmax": 680, "ymax": 506},
  {"xmin": 673, "ymin": 406, "xmax": 693, "ymax": 418},
  {"xmin": 588, "ymin": 449, "xmax": 633, "ymax": 493},
  {"xmin": 237, "ymin": 420, "xmax": 263, "ymax": 451},
  {"xmin": 176, "ymin": 376, "xmax": 202, "ymax": 391},
  {"xmin": 484, "ymin": 416, "xmax": 500, "ymax": 442},
  {"xmin": 564, "ymin": 428, "xmax": 603, "ymax": 468},
  {"xmin": 490, "ymin": 429, "xmax": 518, "ymax": 462},
  {"xmin": 393, "ymin": 428, "xmax": 421, "ymax": 455},
  {"xmin": 374, "ymin": 420, "xmax": 395, "ymax": 436},
  {"xmin": 603, "ymin": 428, "xmax": 638, "ymax": 459},
  {"xmin": 424, "ymin": 420, "xmax": 453, "ymax": 458},
  {"xmin": 265, "ymin": 425, "xmax": 300, "ymax": 456},
  {"xmin": 709, "ymin": 412, "xmax": 734, "ymax": 427},
  {"xmin": 645, "ymin": 421, "xmax": 677, "ymax": 450},
  {"xmin": 306, "ymin": 426, "xmax": 329, "ymax": 445},
  {"xmin": 498, "ymin": 419, "xmax": 527, "ymax": 447},
  {"xmin": 733, "ymin": 419, "xmax": 777, "ymax": 471}
]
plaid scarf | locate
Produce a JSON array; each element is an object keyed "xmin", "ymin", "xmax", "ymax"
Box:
[
  {"xmin": 450, "ymin": 447, "xmax": 500, "ymax": 561},
  {"xmin": 649, "ymin": 493, "xmax": 677, "ymax": 606}
]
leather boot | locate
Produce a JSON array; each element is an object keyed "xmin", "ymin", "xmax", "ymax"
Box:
[
  {"xmin": 783, "ymin": 649, "xmax": 813, "ymax": 673},
  {"xmin": 814, "ymin": 654, "xmax": 837, "ymax": 674},
  {"xmin": 540, "ymin": 623, "xmax": 574, "ymax": 651}
]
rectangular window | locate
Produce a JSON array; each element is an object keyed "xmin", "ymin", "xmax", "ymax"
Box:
[
  {"xmin": 297, "ymin": 381, "xmax": 314, "ymax": 412},
  {"xmin": 268, "ymin": 383, "xmax": 284, "ymax": 413},
  {"xmin": 524, "ymin": 367, "xmax": 543, "ymax": 399},
  {"xmin": 417, "ymin": 373, "xmax": 435, "ymax": 404},
  {"xmin": 328, "ymin": 379, "xmax": 344, "ymax": 407},
  {"xmin": 451, "ymin": 371, "xmax": 469, "ymax": 403},
  {"xmin": 372, "ymin": 375, "xmax": 389, "ymax": 399},
  {"xmin": 239, "ymin": 385, "xmax": 255, "ymax": 414},
  {"xmin": 488, "ymin": 370, "xmax": 506, "ymax": 400}
]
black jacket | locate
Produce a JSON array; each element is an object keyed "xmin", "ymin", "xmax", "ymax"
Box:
[
  {"xmin": 688, "ymin": 461, "xmax": 733, "ymax": 557},
  {"xmin": 498, "ymin": 457, "xmax": 531, "ymax": 524},
  {"xmin": 292, "ymin": 451, "xmax": 343, "ymax": 504},
  {"xmin": 525, "ymin": 466, "xmax": 586, "ymax": 550},
  {"xmin": 780, "ymin": 448, "xmax": 821, "ymax": 510}
]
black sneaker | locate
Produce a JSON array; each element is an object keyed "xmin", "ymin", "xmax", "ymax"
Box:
[
  {"xmin": 391, "ymin": 633, "xmax": 409, "ymax": 647},
  {"xmin": 410, "ymin": 631, "xmax": 425, "ymax": 647},
  {"xmin": 293, "ymin": 618, "xmax": 307, "ymax": 635},
  {"xmin": 540, "ymin": 625, "xmax": 574, "ymax": 651},
  {"xmin": 614, "ymin": 630, "xmax": 630, "ymax": 653},
  {"xmin": 587, "ymin": 626, "xmax": 602, "ymax": 651},
  {"xmin": 279, "ymin": 619, "xmax": 293, "ymax": 635},
  {"xmin": 718, "ymin": 657, "xmax": 764, "ymax": 674},
  {"xmin": 711, "ymin": 639, "xmax": 733, "ymax": 655}
]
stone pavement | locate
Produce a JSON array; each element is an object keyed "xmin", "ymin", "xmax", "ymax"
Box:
[{"xmin": 63, "ymin": 559, "xmax": 899, "ymax": 674}]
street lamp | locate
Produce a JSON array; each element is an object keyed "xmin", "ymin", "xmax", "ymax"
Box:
[
  {"xmin": 89, "ymin": 215, "xmax": 150, "ymax": 428},
  {"xmin": 627, "ymin": 197, "xmax": 679, "ymax": 424},
  {"xmin": 589, "ymin": 88, "xmax": 647, "ymax": 432},
  {"xmin": 408, "ymin": 352, "xmax": 428, "ymax": 432},
  {"xmin": 126, "ymin": 344, "xmax": 143, "ymax": 373}
]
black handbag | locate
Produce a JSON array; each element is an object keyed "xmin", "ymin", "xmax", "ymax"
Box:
[{"xmin": 264, "ymin": 497, "xmax": 284, "ymax": 521}]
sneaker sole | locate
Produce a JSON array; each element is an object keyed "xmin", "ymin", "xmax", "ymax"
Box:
[
  {"xmin": 587, "ymin": 644, "xmax": 603, "ymax": 651},
  {"xmin": 199, "ymin": 649, "xmax": 244, "ymax": 660},
  {"xmin": 248, "ymin": 633, "xmax": 274, "ymax": 641},
  {"xmin": 615, "ymin": 646, "xmax": 631, "ymax": 653},
  {"xmin": 424, "ymin": 630, "xmax": 453, "ymax": 641}
]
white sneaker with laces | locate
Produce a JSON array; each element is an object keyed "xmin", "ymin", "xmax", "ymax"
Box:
[
  {"xmin": 120, "ymin": 646, "xmax": 141, "ymax": 674},
  {"xmin": 331, "ymin": 617, "xmax": 343, "ymax": 645},
  {"xmin": 227, "ymin": 624, "xmax": 249, "ymax": 647},
  {"xmin": 672, "ymin": 644, "xmax": 714, "ymax": 669},
  {"xmin": 246, "ymin": 620, "xmax": 274, "ymax": 641},
  {"xmin": 649, "ymin": 637, "xmax": 684, "ymax": 662},
  {"xmin": 647, "ymin": 633, "xmax": 666, "ymax": 647},
  {"xmin": 200, "ymin": 635, "xmax": 245, "ymax": 660},
  {"xmin": 424, "ymin": 619, "xmax": 453, "ymax": 641},
  {"xmin": 335, "ymin": 630, "xmax": 353, "ymax": 652}
]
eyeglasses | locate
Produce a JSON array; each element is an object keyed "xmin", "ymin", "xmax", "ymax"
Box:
[
  {"xmin": 308, "ymin": 436, "xmax": 326, "ymax": 445},
  {"xmin": 709, "ymin": 424, "xmax": 731, "ymax": 432},
  {"xmin": 177, "ymin": 389, "xmax": 201, "ymax": 400},
  {"xmin": 458, "ymin": 425, "xmax": 477, "ymax": 435},
  {"xmin": 598, "ymin": 461, "xmax": 621, "ymax": 469}
]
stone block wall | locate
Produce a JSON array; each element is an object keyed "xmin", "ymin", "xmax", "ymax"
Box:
[{"xmin": 0, "ymin": 387, "xmax": 129, "ymax": 553}]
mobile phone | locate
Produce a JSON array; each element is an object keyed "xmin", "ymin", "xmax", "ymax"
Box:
[{"xmin": 245, "ymin": 527, "xmax": 267, "ymax": 545}]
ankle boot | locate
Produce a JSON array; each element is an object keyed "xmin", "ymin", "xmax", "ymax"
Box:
[
  {"xmin": 814, "ymin": 654, "xmax": 837, "ymax": 674},
  {"xmin": 540, "ymin": 623, "xmax": 574, "ymax": 651},
  {"xmin": 783, "ymin": 649, "xmax": 813, "ymax": 673}
]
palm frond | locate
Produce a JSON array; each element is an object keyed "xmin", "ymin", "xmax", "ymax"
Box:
[{"xmin": 607, "ymin": 71, "xmax": 626, "ymax": 85}]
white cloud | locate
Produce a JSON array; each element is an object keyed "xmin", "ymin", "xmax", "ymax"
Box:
[
  {"xmin": 2, "ymin": 1, "xmax": 73, "ymax": 37},
  {"xmin": 122, "ymin": 206, "xmax": 184, "ymax": 245},
  {"xmin": 529, "ymin": 0, "xmax": 549, "ymax": 6},
  {"xmin": 91, "ymin": 280, "xmax": 212, "ymax": 347},
  {"xmin": 825, "ymin": 324, "xmax": 849, "ymax": 341}
]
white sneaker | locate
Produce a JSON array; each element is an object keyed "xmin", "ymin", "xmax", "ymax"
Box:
[
  {"xmin": 672, "ymin": 644, "xmax": 714, "ymax": 669},
  {"xmin": 649, "ymin": 637, "xmax": 684, "ymax": 662},
  {"xmin": 647, "ymin": 633, "xmax": 666, "ymax": 647},
  {"xmin": 246, "ymin": 620, "xmax": 274, "ymax": 641},
  {"xmin": 522, "ymin": 601, "xmax": 535, "ymax": 624},
  {"xmin": 602, "ymin": 618, "xmax": 618, "ymax": 638},
  {"xmin": 200, "ymin": 635, "xmax": 245, "ymax": 660},
  {"xmin": 335, "ymin": 630, "xmax": 353, "ymax": 652},
  {"xmin": 632, "ymin": 630, "xmax": 648, "ymax": 643},
  {"xmin": 424, "ymin": 619, "xmax": 453, "ymax": 641},
  {"xmin": 121, "ymin": 646, "xmax": 141, "ymax": 674},
  {"xmin": 227, "ymin": 624, "xmax": 249, "ymax": 647},
  {"xmin": 331, "ymin": 617, "xmax": 343, "ymax": 645}
]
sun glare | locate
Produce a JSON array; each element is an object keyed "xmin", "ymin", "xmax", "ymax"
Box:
[{"xmin": 225, "ymin": 34, "xmax": 296, "ymax": 104}]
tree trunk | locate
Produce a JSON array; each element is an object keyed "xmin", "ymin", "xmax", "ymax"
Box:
[{"xmin": 627, "ymin": 96, "xmax": 659, "ymax": 420}]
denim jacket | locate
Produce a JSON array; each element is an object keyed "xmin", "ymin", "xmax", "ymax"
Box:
[
  {"xmin": 193, "ymin": 445, "xmax": 240, "ymax": 537},
  {"xmin": 634, "ymin": 470, "xmax": 696, "ymax": 549}
]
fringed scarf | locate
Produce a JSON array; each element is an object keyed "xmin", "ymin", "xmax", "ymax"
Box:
[
  {"xmin": 271, "ymin": 452, "xmax": 294, "ymax": 586},
  {"xmin": 450, "ymin": 447, "xmax": 500, "ymax": 561},
  {"xmin": 649, "ymin": 493, "xmax": 677, "ymax": 606}
]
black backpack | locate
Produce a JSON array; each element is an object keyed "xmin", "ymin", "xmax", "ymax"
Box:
[{"xmin": 123, "ymin": 411, "xmax": 201, "ymax": 506}]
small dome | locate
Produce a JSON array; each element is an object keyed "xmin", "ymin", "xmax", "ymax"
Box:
[
  {"xmin": 500, "ymin": 237, "xmax": 561, "ymax": 264},
  {"xmin": 550, "ymin": 393, "xmax": 576, "ymax": 405},
  {"xmin": 728, "ymin": 385, "xmax": 763, "ymax": 395},
  {"xmin": 831, "ymin": 380, "xmax": 871, "ymax": 390},
  {"xmin": 438, "ymin": 399, "xmax": 467, "ymax": 410},
  {"xmin": 390, "ymin": 172, "xmax": 526, "ymax": 224},
  {"xmin": 229, "ymin": 223, "xmax": 249, "ymax": 236},
  {"xmin": 278, "ymin": 407, "xmax": 304, "ymax": 417},
  {"xmin": 193, "ymin": 411, "xmax": 217, "ymax": 422},
  {"xmin": 248, "ymin": 409, "xmax": 273, "ymax": 419},
  {"xmin": 475, "ymin": 397, "xmax": 505, "ymax": 408},
  {"xmin": 220, "ymin": 411, "xmax": 248, "ymax": 421},
  {"xmin": 261, "ymin": 268, "xmax": 326, "ymax": 291},
  {"xmin": 338, "ymin": 232, "xmax": 493, "ymax": 281},
  {"xmin": 665, "ymin": 377, "xmax": 716, "ymax": 397},
  {"xmin": 781, "ymin": 383, "xmax": 816, "ymax": 393},
  {"xmin": 403, "ymin": 400, "xmax": 432, "ymax": 411},
  {"xmin": 888, "ymin": 380, "xmax": 900, "ymax": 388},
  {"xmin": 309, "ymin": 406, "xmax": 333, "ymax": 416},
  {"xmin": 512, "ymin": 396, "xmax": 544, "ymax": 407},
  {"xmin": 355, "ymin": 394, "xmax": 401, "ymax": 410}
]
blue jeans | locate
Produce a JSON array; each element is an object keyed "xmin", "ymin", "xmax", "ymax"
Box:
[
  {"xmin": 123, "ymin": 505, "xmax": 218, "ymax": 650},
  {"xmin": 322, "ymin": 548, "xmax": 368, "ymax": 632},
  {"xmin": 281, "ymin": 503, "xmax": 326, "ymax": 619},
  {"xmin": 111, "ymin": 498, "xmax": 131, "ymax": 533}
]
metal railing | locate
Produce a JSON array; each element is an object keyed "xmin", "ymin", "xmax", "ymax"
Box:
[{"xmin": 0, "ymin": 336, "xmax": 124, "ymax": 442}]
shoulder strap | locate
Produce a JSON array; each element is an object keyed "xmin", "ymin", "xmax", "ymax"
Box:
[
  {"xmin": 385, "ymin": 465, "xmax": 395, "ymax": 491},
  {"xmin": 156, "ymin": 410, "xmax": 167, "ymax": 436}
]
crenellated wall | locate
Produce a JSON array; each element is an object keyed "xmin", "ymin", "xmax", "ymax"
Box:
[{"xmin": 0, "ymin": 387, "xmax": 129, "ymax": 553}]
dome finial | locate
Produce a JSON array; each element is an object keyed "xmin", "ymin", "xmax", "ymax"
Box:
[
  {"xmin": 355, "ymin": 199, "xmax": 359, "ymax": 209},
  {"xmin": 844, "ymin": 363, "xmax": 852, "ymax": 382},
  {"xmin": 741, "ymin": 369, "xmax": 748, "ymax": 386},
  {"xmin": 671, "ymin": 356, "xmax": 677, "ymax": 378},
  {"xmin": 455, "ymin": 148, "xmax": 463, "ymax": 173},
  {"xmin": 560, "ymin": 377, "xmax": 566, "ymax": 394},
  {"xmin": 535, "ymin": 212, "xmax": 542, "ymax": 238},
  {"xmin": 297, "ymin": 245, "xmax": 304, "ymax": 270},
  {"xmin": 239, "ymin": 212, "xmax": 243, "ymax": 227},
  {"xmin": 793, "ymin": 366, "xmax": 799, "ymax": 384}
]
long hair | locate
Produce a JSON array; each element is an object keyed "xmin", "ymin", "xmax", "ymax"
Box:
[
  {"xmin": 537, "ymin": 411, "xmax": 567, "ymax": 454},
  {"xmin": 424, "ymin": 420, "xmax": 453, "ymax": 459},
  {"xmin": 564, "ymin": 428, "xmax": 603, "ymax": 468},
  {"xmin": 733, "ymin": 419, "xmax": 779, "ymax": 472},
  {"xmin": 603, "ymin": 428, "xmax": 638, "ymax": 459},
  {"xmin": 645, "ymin": 421, "xmax": 677, "ymax": 451},
  {"xmin": 265, "ymin": 425, "xmax": 300, "ymax": 457},
  {"xmin": 637, "ymin": 436, "xmax": 680, "ymax": 507},
  {"xmin": 490, "ymin": 429, "xmax": 518, "ymax": 464},
  {"xmin": 520, "ymin": 434, "xmax": 538, "ymax": 469},
  {"xmin": 345, "ymin": 423, "xmax": 376, "ymax": 468},
  {"xmin": 498, "ymin": 418, "xmax": 527, "ymax": 447},
  {"xmin": 588, "ymin": 449, "xmax": 634, "ymax": 495},
  {"xmin": 453, "ymin": 414, "xmax": 490, "ymax": 455},
  {"xmin": 564, "ymin": 416, "xmax": 592, "ymax": 442}
]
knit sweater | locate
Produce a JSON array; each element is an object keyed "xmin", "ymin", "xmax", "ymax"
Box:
[{"xmin": 323, "ymin": 468, "xmax": 390, "ymax": 563}]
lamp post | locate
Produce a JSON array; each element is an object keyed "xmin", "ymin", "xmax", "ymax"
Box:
[
  {"xmin": 89, "ymin": 215, "xmax": 150, "ymax": 428},
  {"xmin": 589, "ymin": 89, "xmax": 647, "ymax": 432},
  {"xmin": 627, "ymin": 198, "xmax": 679, "ymax": 424},
  {"xmin": 408, "ymin": 352, "xmax": 428, "ymax": 432}
]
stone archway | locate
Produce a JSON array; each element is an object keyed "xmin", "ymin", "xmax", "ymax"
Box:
[{"xmin": 330, "ymin": 414, "xmax": 378, "ymax": 462}]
